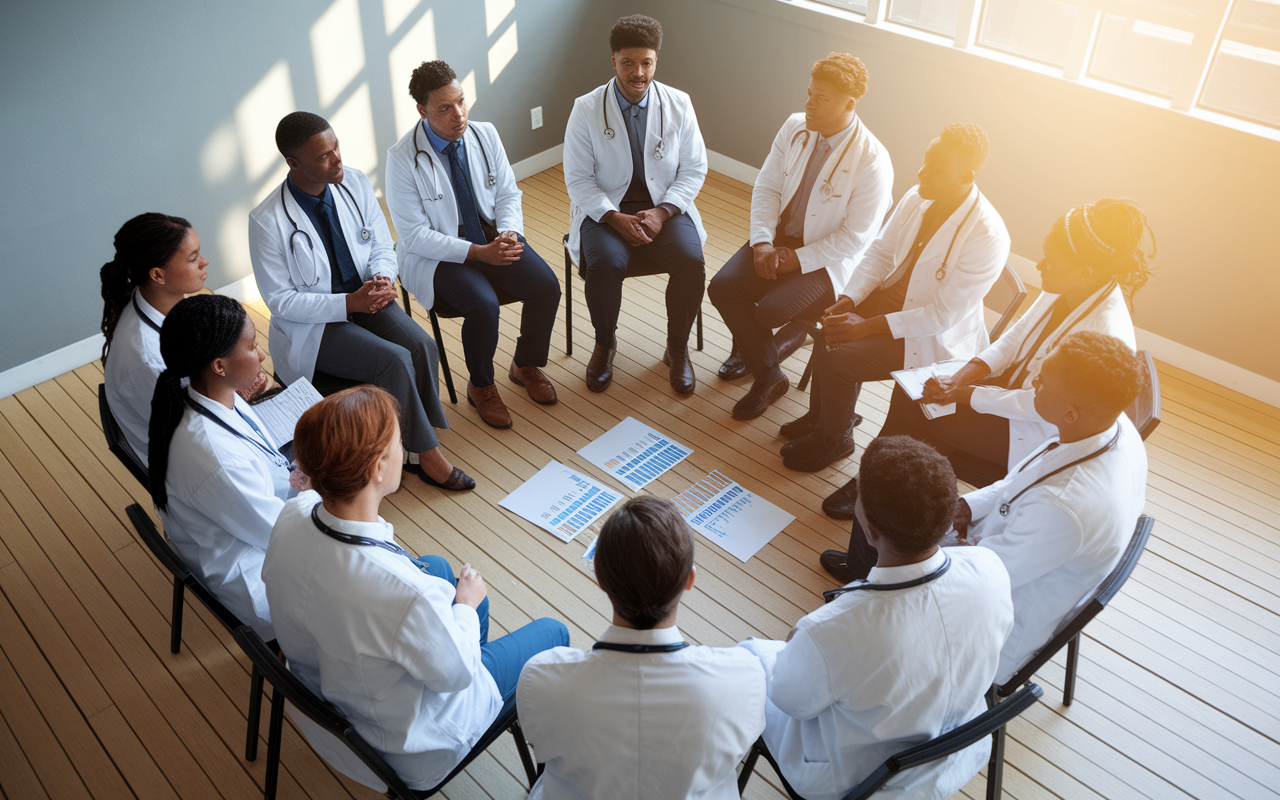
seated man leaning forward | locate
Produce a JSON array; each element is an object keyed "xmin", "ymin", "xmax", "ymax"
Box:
[
  {"xmin": 518, "ymin": 497, "xmax": 766, "ymax": 800},
  {"xmin": 250, "ymin": 111, "xmax": 474, "ymax": 491},
  {"xmin": 740, "ymin": 436, "xmax": 1013, "ymax": 800},
  {"xmin": 563, "ymin": 14, "xmax": 708, "ymax": 395},
  {"xmin": 709, "ymin": 53, "xmax": 893, "ymax": 421},
  {"xmin": 386, "ymin": 60, "xmax": 561, "ymax": 430}
]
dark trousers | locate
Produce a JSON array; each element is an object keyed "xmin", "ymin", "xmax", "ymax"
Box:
[
  {"xmin": 879, "ymin": 384, "xmax": 1011, "ymax": 487},
  {"xmin": 315, "ymin": 302, "xmax": 448, "ymax": 452},
  {"xmin": 708, "ymin": 242, "xmax": 835, "ymax": 380},
  {"xmin": 809, "ymin": 334, "xmax": 905, "ymax": 437},
  {"xmin": 579, "ymin": 202, "xmax": 705, "ymax": 347},
  {"xmin": 433, "ymin": 242, "xmax": 561, "ymax": 386},
  {"xmin": 843, "ymin": 508, "xmax": 879, "ymax": 583}
]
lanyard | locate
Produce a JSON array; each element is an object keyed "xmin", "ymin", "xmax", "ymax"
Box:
[
  {"xmin": 186, "ymin": 396, "xmax": 292, "ymax": 471},
  {"xmin": 133, "ymin": 294, "xmax": 162, "ymax": 334},
  {"xmin": 823, "ymin": 553, "xmax": 952, "ymax": 603},
  {"xmin": 592, "ymin": 641, "xmax": 690, "ymax": 653},
  {"xmin": 998, "ymin": 428, "xmax": 1121, "ymax": 517},
  {"xmin": 309, "ymin": 503, "xmax": 432, "ymax": 576},
  {"xmin": 1002, "ymin": 281, "xmax": 1117, "ymax": 389}
]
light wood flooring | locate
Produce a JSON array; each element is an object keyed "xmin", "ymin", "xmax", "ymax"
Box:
[{"xmin": 1, "ymin": 167, "xmax": 1277, "ymax": 799}]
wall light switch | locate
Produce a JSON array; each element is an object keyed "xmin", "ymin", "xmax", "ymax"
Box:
[{"xmin": 531, "ymin": 106, "xmax": 543, "ymax": 130}]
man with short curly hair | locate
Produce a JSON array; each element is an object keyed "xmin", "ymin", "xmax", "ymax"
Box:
[{"xmin": 563, "ymin": 14, "xmax": 709, "ymax": 395}]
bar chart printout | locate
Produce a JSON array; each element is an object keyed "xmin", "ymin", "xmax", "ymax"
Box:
[
  {"xmin": 672, "ymin": 471, "xmax": 795, "ymax": 562},
  {"xmin": 577, "ymin": 416, "xmax": 693, "ymax": 491},
  {"xmin": 499, "ymin": 461, "xmax": 623, "ymax": 543}
]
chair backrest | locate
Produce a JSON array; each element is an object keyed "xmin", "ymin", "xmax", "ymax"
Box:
[
  {"xmin": 125, "ymin": 503, "xmax": 245, "ymax": 634},
  {"xmin": 842, "ymin": 683, "xmax": 1044, "ymax": 800},
  {"xmin": 230, "ymin": 625, "xmax": 418, "ymax": 800},
  {"xmin": 1124, "ymin": 350, "xmax": 1162, "ymax": 440},
  {"xmin": 985, "ymin": 263, "xmax": 1027, "ymax": 342},
  {"xmin": 98, "ymin": 383, "xmax": 150, "ymax": 488},
  {"xmin": 995, "ymin": 515, "xmax": 1154, "ymax": 697}
]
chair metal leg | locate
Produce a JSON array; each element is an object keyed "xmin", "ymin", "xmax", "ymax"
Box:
[
  {"xmin": 987, "ymin": 724, "xmax": 1008, "ymax": 800},
  {"xmin": 509, "ymin": 718, "xmax": 539, "ymax": 788},
  {"xmin": 170, "ymin": 579, "xmax": 184, "ymax": 654},
  {"xmin": 264, "ymin": 687, "xmax": 285, "ymax": 800},
  {"xmin": 245, "ymin": 666, "xmax": 263, "ymax": 761},
  {"xmin": 798, "ymin": 350, "xmax": 816, "ymax": 392},
  {"xmin": 428, "ymin": 309, "xmax": 458, "ymax": 405},
  {"xmin": 737, "ymin": 738, "xmax": 764, "ymax": 796},
  {"xmin": 696, "ymin": 307, "xmax": 704, "ymax": 351},
  {"xmin": 564, "ymin": 245, "xmax": 574, "ymax": 357},
  {"xmin": 400, "ymin": 284, "xmax": 412, "ymax": 317},
  {"xmin": 1064, "ymin": 632, "xmax": 1081, "ymax": 706}
]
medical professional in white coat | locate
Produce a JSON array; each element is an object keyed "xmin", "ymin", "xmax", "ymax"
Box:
[
  {"xmin": 249, "ymin": 111, "xmax": 473, "ymax": 492},
  {"xmin": 386, "ymin": 60, "xmax": 561, "ymax": 430},
  {"xmin": 739, "ymin": 437, "xmax": 1013, "ymax": 800},
  {"xmin": 518, "ymin": 497, "xmax": 766, "ymax": 800},
  {"xmin": 100, "ymin": 213, "xmax": 209, "ymax": 467},
  {"xmin": 952, "ymin": 332, "xmax": 1148, "ymax": 682},
  {"xmin": 146, "ymin": 295, "xmax": 293, "ymax": 639},
  {"xmin": 780, "ymin": 124, "xmax": 1009, "ymax": 475},
  {"xmin": 563, "ymin": 14, "xmax": 708, "ymax": 395},
  {"xmin": 709, "ymin": 53, "xmax": 893, "ymax": 421},
  {"xmin": 876, "ymin": 198, "xmax": 1155, "ymax": 488}
]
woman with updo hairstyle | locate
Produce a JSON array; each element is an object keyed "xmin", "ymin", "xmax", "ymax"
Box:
[
  {"xmin": 100, "ymin": 213, "xmax": 208, "ymax": 466},
  {"xmin": 148, "ymin": 294, "xmax": 290, "ymax": 638},
  {"xmin": 261, "ymin": 385, "xmax": 568, "ymax": 792}
]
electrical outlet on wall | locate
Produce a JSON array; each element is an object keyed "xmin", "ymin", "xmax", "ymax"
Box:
[{"xmin": 531, "ymin": 106, "xmax": 543, "ymax": 130}]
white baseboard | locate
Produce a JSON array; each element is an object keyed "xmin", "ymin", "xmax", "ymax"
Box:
[
  {"xmin": 1134, "ymin": 328, "xmax": 1280, "ymax": 408},
  {"xmin": 512, "ymin": 144, "xmax": 563, "ymax": 182},
  {"xmin": 706, "ymin": 149, "xmax": 760, "ymax": 185}
]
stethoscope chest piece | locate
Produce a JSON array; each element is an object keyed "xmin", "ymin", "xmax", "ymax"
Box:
[
  {"xmin": 654, "ymin": 140, "xmax": 666, "ymax": 160},
  {"xmin": 999, "ymin": 502, "xmax": 1011, "ymax": 517},
  {"xmin": 603, "ymin": 127, "xmax": 615, "ymax": 140},
  {"xmin": 360, "ymin": 227, "xmax": 371, "ymax": 242},
  {"xmin": 936, "ymin": 265, "xmax": 948, "ymax": 281}
]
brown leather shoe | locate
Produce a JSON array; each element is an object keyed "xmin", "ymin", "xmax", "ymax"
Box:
[
  {"xmin": 467, "ymin": 381, "xmax": 512, "ymax": 428},
  {"xmin": 585, "ymin": 343, "xmax": 616, "ymax": 393},
  {"xmin": 662, "ymin": 344, "xmax": 696, "ymax": 395},
  {"xmin": 509, "ymin": 362, "xmax": 558, "ymax": 404}
]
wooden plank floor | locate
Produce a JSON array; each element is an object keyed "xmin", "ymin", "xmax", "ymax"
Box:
[{"xmin": 1, "ymin": 166, "xmax": 1277, "ymax": 799}]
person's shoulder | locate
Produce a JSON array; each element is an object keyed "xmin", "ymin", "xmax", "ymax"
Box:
[
  {"xmin": 950, "ymin": 543, "xmax": 1008, "ymax": 575},
  {"xmin": 656, "ymin": 81, "xmax": 693, "ymax": 106},
  {"xmin": 249, "ymin": 185, "xmax": 283, "ymax": 220},
  {"xmin": 857, "ymin": 121, "xmax": 892, "ymax": 163},
  {"xmin": 342, "ymin": 166, "xmax": 374, "ymax": 192},
  {"xmin": 572, "ymin": 82, "xmax": 609, "ymax": 110},
  {"xmin": 777, "ymin": 112, "xmax": 806, "ymax": 135},
  {"xmin": 686, "ymin": 644, "xmax": 769, "ymax": 677},
  {"xmin": 387, "ymin": 123, "xmax": 418, "ymax": 157},
  {"xmin": 518, "ymin": 646, "xmax": 587, "ymax": 688},
  {"xmin": 469, "ymin": 120, "xmax": 502, "ymax": 146}
]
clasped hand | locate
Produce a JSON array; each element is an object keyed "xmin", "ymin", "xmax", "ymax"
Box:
[
  {"xmin": 453, "ymin": 563, "xmax": 487, "ymax": 609},
  {"xmin": 751, "ymin": 243, "xmax": 801, "ymax": 280},
  {"xmin": 471, "ymin": 231, "xmax": 524, "ymax": 265},
  {"xmin": 347, "ymin": 276, "xmax": 398, "ymax": 314},
  {"xmin": 607, "ymin": 207, "xmax": 669, "ymax": 247},
  {"xmin": 819, "ymin": 296, "xmax": 865, "ymax": 344}
]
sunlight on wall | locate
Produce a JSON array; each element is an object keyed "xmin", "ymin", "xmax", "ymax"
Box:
[
  {"xmin": 331, "ymin": 82, "xmax": 380, "ymax": 183},
  {"xmin": 488, "ymin": 21, "xmax": 519, "ymax": 82},
  {"xmin": 254, "ymin": 163, "xmax": 291, "ymax": 206},
  {"xmin": 485, "ymin": 0, "xmax": 515, "ymax": 36},
  {"xmin": 383, "ymin": 0, "xmax": 421, "ymax": 35},
  {"xmin": 235, "ymin": 61, "xmax": 296, "ymax": 183},
  {"xmin": 389, "ymin": 7, "xmax": 437, "ymax": 135},
  {"xmin": 200, "ymin": 121, "xmax": 238, "ymax": 184},
  {"xmin": 218, "ymin": 200, "xmax": 254, "ymax": 281},
  {"xmin": 311, "ymin": 0, "xmax": 366, "ymax": 108},
  {"xmin": 461, "ymin": 70, "xmax": 478, "ymax": 112}
]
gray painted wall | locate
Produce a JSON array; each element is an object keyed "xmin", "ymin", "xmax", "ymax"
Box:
[{"xmin": 0, "ymin": 0, "xmax": 617, "ymax": 372}]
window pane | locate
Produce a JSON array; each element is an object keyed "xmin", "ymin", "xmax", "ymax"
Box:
[
  {"xmin": 1200, "ymin": 41, "xmax": 1280, "ymax": 127},
  {"xmin": 889, "ymin": 0, "xmax": 963, "ymax": 37},
  {"xmin": 1227, "ymin": 0, "xmax": 1280, "ymax": 34},
  {"xmin": 1089, "ymin": 14, "xmax": 1193, "ymax": 97},
  {"xmin": 1125, "ymin": 0, "xmax": 1205, "ymax": 15},
  {"xmin": 814, "ymin": 0, "xmax": 870, "ymax": 14},
  {"xmin": 979, "ymin": 0, "xmax": 1079, "ymax": 67}
]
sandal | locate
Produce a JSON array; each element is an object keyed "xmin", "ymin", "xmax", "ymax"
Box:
[{"xmin": 413, "ymin": 465, "xmax": 476, "ymax": 492}]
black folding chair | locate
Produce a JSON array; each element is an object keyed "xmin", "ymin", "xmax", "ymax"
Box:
[
  {"xmin": 561, "ymin": 233, "xmax": 703, "ymax": 357},
  {"xmin": 98, "ymin": 383, "xmax": 149, "ymax": 489},
  {"xmin": 399, "ymin": 283, "xmax": 521, "ymax": 405},
  {"xmin": 124, "ymin": 504, "xmax": 268, "ymax": 760},
  {"xmin": 232, "ymin": 625, "xmax": 539, "ymax": 799},
  {"xmin": 736, "ymin": 683, "xmax": 1042, "ymax": 799}
]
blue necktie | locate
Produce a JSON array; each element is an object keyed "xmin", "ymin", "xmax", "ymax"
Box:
[
  {"xmin": 444, "ymin": 141, "xmax": 487, "ymax": 246},
  {"xmin": 311, "ymin": 192, "xmax": 362, "ymax": 294}
]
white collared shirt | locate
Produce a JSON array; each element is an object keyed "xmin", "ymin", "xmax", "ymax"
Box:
[
  {"xmin": 159, "ymin": 388, "xmax": 291, "ymax": 638},
  {"xmin": 740, "ymin": 548, "xmax": 1013, "ymax": 800},
  {"xmin": 518, "ymin": 624, "xmax": 766, "ymax": 800},
  {"xmin": 104, "ymin": 289, "xmax": 166, "ymax": 466},
  {"xmin": 966, "ymin": 416, "xmax": 1148, "ymax": 682},
  {"xmin": 262, "ymin": 493, "xmax": 501, "ymax": 791}
]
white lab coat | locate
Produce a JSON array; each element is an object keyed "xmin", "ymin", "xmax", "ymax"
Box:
[
  {"xmin": 262, "ymin": 493, "xmax": 502, "ymax": 791},
  {"xmin": 563, "ymin": 79, "xmax": 708, "ymax": 263},
  {"xmin": 839, "ymin": 185, "xmax": 1010, "ymax": 370},
  {"xmin": 104, "ymin": 289, "xmax": 165, "ymax": 467},
  {"xmin": 970, "ymin": 282, "xmax": 1135, "ymax": 467},
  {"xmin": 966, "ymin": 416, "xmax": 1148, "ymax": 682},
  {"xmin": 517, "ymin": 625, "xmax": 767, "ymax": 800},
  {"xmin": 248, "ymin": 167, "xmax": 397, "ymax": 384},
  {"xmin": 159, "ymin": 388, "xmax": 292, "ymax": 639},
  {"xmin": 739, "ymin": 548, "xmax": 1013, "ymax": 800},
  {"xmin": 385, "ymin": 120, "xmax": 524, "ymax": 310},
  {"xmin": 750, "ymin": 113, "xmax": 893, "ymax": 292}
]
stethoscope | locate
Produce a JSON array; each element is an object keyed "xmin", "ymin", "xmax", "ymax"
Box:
[
  {"xmin": 899, "ymin": 191, "xmax": 982, "ymax": 283},
  {"xmin": 996, "ymin": 427, "xmax": 1121, "ymax": 517},
  {"xmin": 413, "ymin": 122, "xmax": 496, "ymax": 193},
  {"xmin": 593, "ymin": 641, "xmax": 689, "ymax": 653},
  {"xmin": 788, "ymin": 119, "xmax": 861, "ymax": 203},
  {"xmin": 309, "ymin": 503, "xmax": 433, "ymax": 577},
  {"xmin": 185, "ymin": 395, "xmax": 292, "ymax": 472},
  {"xmin": 1001, "ymin": 279, "xmax": 1118, "ymax": 389},
  {"xmin": 823, "ymin": 553, "xmax": 952, "ymax": 603},
  {"xmin": 280, "ymin": 180, "xmax": 371, "ymax": 287},
  {"xmin": 601, "ymin": 79, "xmax": 667, "ymax": 160},
  {"xmin": 133, "ymin": 294, "xmax": 162, "ymax": 335}
]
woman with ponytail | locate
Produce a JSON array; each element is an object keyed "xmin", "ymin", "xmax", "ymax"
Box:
[
  {"xmin": 262, "ymin": 386, "xmax": 568, "ymax": 790},
  {"xmin": 148, "ymin": 294, "xmax": 291, "ymax": 638},
  {"xmin": 101, "ymin": 213, "xmax": 208, "ymax": 465}
]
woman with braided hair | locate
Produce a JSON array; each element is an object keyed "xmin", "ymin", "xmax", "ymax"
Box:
[
  {"xmin": 819, "ymin": 198, "xmax": 1156, "ymax": 537},
  {"xmin": 148, "ymin": 294, "xmax": 292, "ymax": 637}
]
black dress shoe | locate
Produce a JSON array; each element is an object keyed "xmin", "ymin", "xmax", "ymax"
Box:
[
  {"xmin": 663, "ymin": 344, "xmax": 696, "ymax": 395},
  {"xmin": 585, "ymin": 343, "xmax": 616, "ymax": 393},
  {"xmin": 782, "ymin": 429, "xmax": 856, "ymax": 472},
  {"xmin": 718, "ymin": 342, "xmax": 748, "ymax": 381},
  {"xmin": 820, "ymin": 549, "xmax": 861, "ymax": 583},
  {"xmin": 822, "ymin": 477, "xmax": 858, "ymax": 520},
  {"xmin": 780, "ymin": 410, "xmax": 820, "ymax": 441},
  {"xmin": 732, "ymin": 374, "xmax": 789, "ymax": 421}
]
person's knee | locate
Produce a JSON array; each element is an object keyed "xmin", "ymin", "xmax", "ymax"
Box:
[
  {"xmin": 708, "ymin": 269, "xmax": 742, "ymax": 308},
  {"xmin": 539, "ymin": 618, "xmax": 570, "ymax": 646},
  {"xmin": 372, "ymin": 341, "xmax": 416, "ymax": 383}
]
